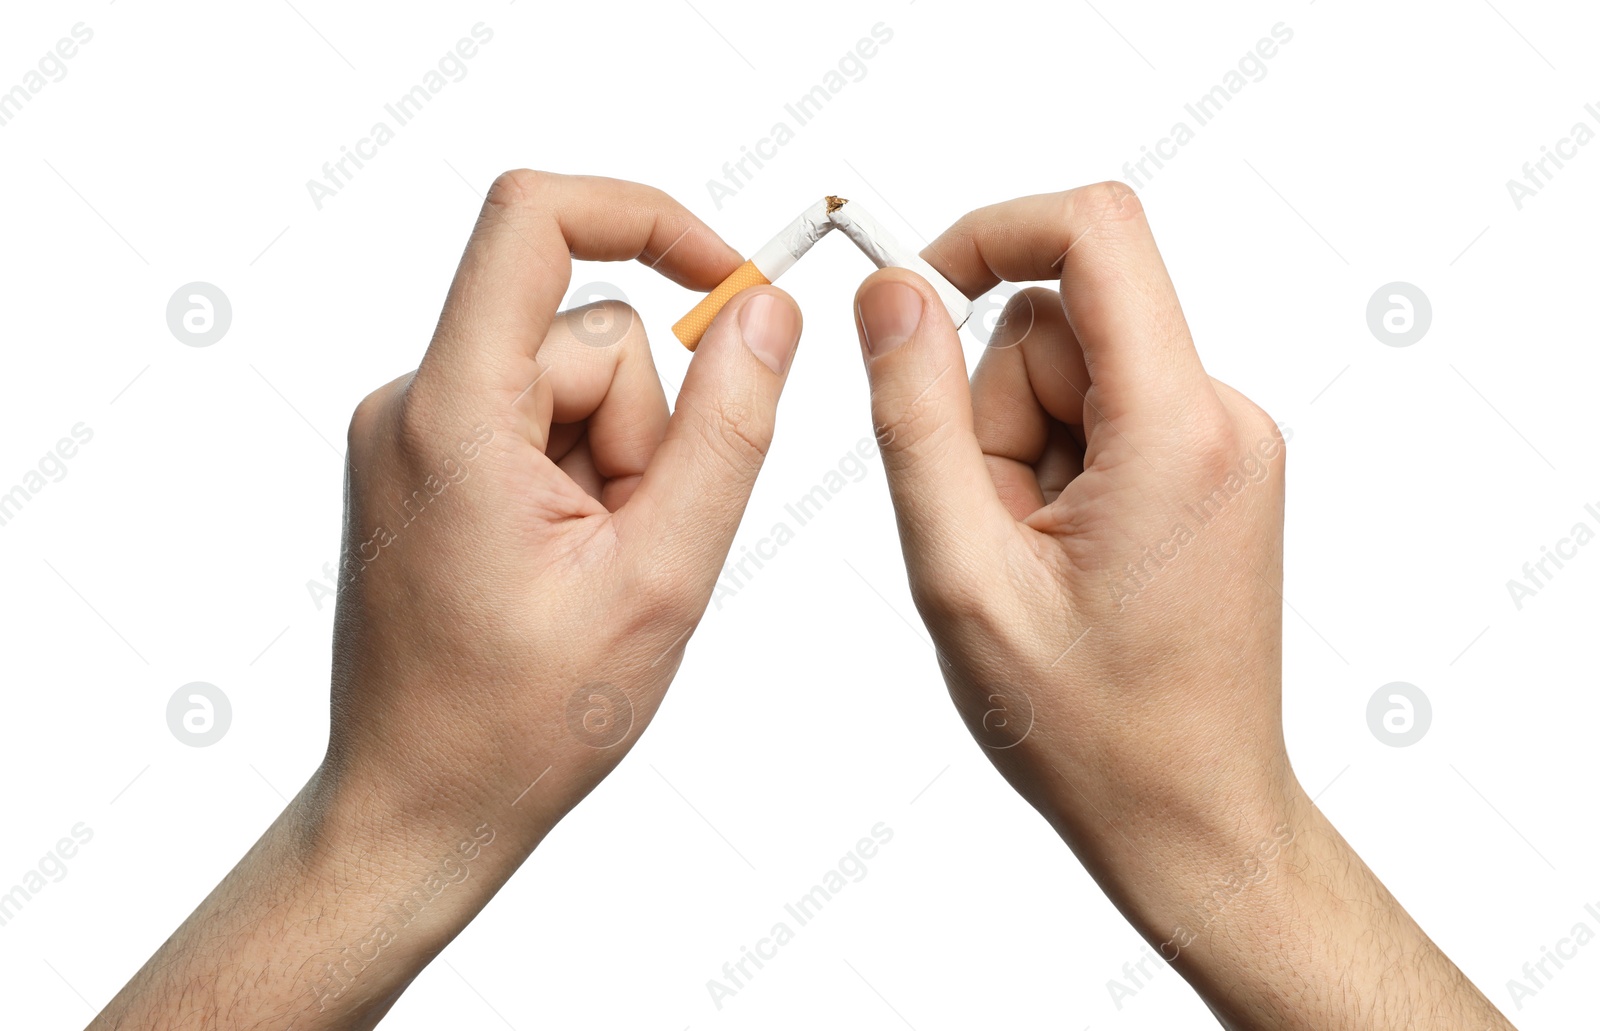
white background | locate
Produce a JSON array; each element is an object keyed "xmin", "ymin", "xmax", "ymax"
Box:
[{"xmin": 1, "ymin": 1, "xmax": 1595, "ymax": 1028}]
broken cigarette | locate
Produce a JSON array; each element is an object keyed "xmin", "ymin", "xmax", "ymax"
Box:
[{"xmin": 671, "ymin": 196, "xmax": 973, "ymax": 350}]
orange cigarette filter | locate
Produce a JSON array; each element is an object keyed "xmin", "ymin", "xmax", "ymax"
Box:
[
  {"xmin": 671, "ymin": 260, "xmax": 770, "ymax": 350},
  {"xmin": 671, "ymin": 197, "xmax": 839, "ymax": 350},
  {"xmin": 671, "ymin": 196, "xmax": 972, "ymax": 350}
]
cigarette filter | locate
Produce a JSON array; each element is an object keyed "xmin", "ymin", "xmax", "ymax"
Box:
[
  {"xmin": 671, "ymin": 196, "xmax": 973, "ymax": 350},
  {"xmin": 672, "ymin": 198, "xmax": 833, "ymax": 350}
]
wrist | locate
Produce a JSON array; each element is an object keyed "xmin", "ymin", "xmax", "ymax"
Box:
[
  {"xmin": 1079, "ymin": 774, "xmax": 1312, "ymax": 958},
  {"xmin": 90, "ymin": 770, "xmax": 536, "ymax": 1031},
  {"xmin": 287, "ymin": 762, "xmax": 541, "ymax": 1015},
  {"xmin": 302, "ymin": 753, "xmax": 543, "ymax": 897},
  {"xmin": 1065, "ymin": 778, "xmax": 1508, "ymax": 1031}
]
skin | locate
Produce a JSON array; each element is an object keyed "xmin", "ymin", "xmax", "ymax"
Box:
[
  {"xmin": 852, "ymin": 181, "xmax": 1515, "ymax": 1030},
  {"xmin": 91, "ymin": 171, "xmax": 806, "ymax": 1030},
  {"xmin": 88, "ymin": 174, "xmax": 1514, "ymax": 1030}
]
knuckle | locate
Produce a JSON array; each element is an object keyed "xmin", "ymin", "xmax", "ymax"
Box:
[
  {"xmin": 597, "ymin": 298, "xmax": 640, "ymax": 324},
  {"xmin": 1237, "ymin": 401, "xmax": 1288, "ymax": 474},
  {"xmin": 1049, "ymin": 182, "xmax": 1148, "ymax": 294},
  {"xmin": 1183, "ymin": 394, "xmax": 1287, "ymax": 489},
  {"xmin": 908, "ymin": 560, "xmax": 991, "ymax": 628},
  {"xmin": 485, "ymin": 168, "xmax": 555, "ymax": 215},
  {"xmin": 874, "ymin": 393, "xmax": 955, "ymax": 468},
  {"xmin": 560, "ymin": 298, "xmax": 642, "ymax": 350},
  {"xmin": 346, "ymin": 374, "xmax": 414, "ymax": 451},
  {"xmin": 394, "ymin": 385, "xmax": 446, "ymax": 458},
  {"xmin": 1187, "ymin": 411, "xmax": 1242, "ymax": 476},
  {"xmin": 994, "ymin": 288, "xmax": 1037, "ymax": 327},
  {"xmin": 700, "ymin": 400, "xmax": 772, "ymax": 474},
  {"xmin": 990, "ymin": 287, "xmax": 1059, "ymax": 351},
  {"xmin": 908, "ymin": 575, "xmax": 965, "ymax": 625},
  {"xmin": 624, "ymin": 565, "xmax": 701, "ymax": 629},
  {"xmin": 347, "ymin": 389, "xmax": 388, "ymax": 450},
  {"xmin": 1210, "ymin": 380, "xmax": 1287, "ymax": 460},
  {"xmin": 1010, "ymin": 285, "xmax": 1060, "ymax": 312},
  {"xmin": 1068, "ymin": 180, "xmax": 1145, "ymax": 226},
  {"xmin": 1235, "ymin": 396, "xmax": 1282, "ymax": 444},
  {"xmin": 634, "ymin": 181, "xmax": 673, "ymax": 208}
]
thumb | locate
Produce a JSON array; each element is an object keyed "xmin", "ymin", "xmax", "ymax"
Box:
[
  {"xmin": 621, "ymin": 286, "xmax": 801, "ymax": 592},
  {"xmin": 855, "ymin": 268, "xmax": 1011, "ymax": 595}
]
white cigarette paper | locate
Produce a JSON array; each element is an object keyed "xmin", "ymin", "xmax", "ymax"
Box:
[
  {"xmin": 672, "ymin": 195, "xmax": 973, "ymax": 350},
  {"xmin": 825, "ymin": 199, "xmax": 972, "ymax": 332},
  {"xmin": 749, "ymin": 197, "xmax": 835, "ymax": 281}
]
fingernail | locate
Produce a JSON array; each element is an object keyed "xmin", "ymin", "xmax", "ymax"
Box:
[
  {"xmin": 857, "ymin": 279, "xmax": 923, "ymax": 357},
  {"xmin": 738, "ymin": 293, "xmax": 801, "ymax": 375}
]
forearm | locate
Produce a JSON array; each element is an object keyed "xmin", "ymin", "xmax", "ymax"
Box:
[
  {"xmin": 1071, "ymin": 777, "xmax": 1513, "ymax": 1030},
  {"xmin": 91, "ymin": 765, "xmax": 539, "ymax": 1031}
]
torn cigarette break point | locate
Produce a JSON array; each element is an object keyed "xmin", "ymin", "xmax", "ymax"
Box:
[{"xmin": 671, "ymin": 196, "xmax": 972, "ymax": 350}]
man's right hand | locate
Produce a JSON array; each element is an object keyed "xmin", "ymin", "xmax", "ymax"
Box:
[{"xmin": 850, "ymin": 182, "xmax": 1514, "ymax": 1031}]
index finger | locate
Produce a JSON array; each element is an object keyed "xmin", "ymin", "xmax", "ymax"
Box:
[
  {"xmin": 422, "ymin": 170, "xmax": 743, "ymax": 399},
  {"xmin": 920, "ymin": 183, "xmax": 1210, "ymax": 417}
]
